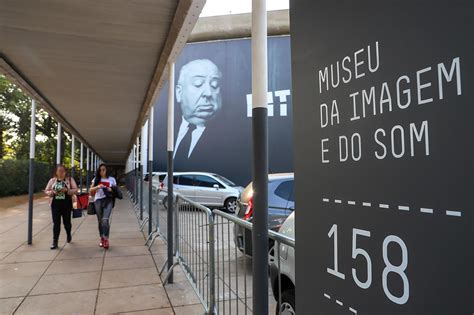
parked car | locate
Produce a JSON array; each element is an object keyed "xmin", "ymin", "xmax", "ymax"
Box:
[
  {"xmin": 270, "ymin": 212, "xmax": 295, "ymax": 315},
  {"xmin": 234, "ymin": 173, "xmax": 294, "ymax": 255},
  {"xmin": 144, "ymin": 171, "xmax": 166, "ymax": 183},
  {"xmin": 161, "ymin": 172, "xmax": 244, "ymax": 212}
]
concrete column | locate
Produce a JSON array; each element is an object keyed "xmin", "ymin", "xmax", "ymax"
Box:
[
  {"xmin": 251, "ymin": 0, "xmax": 269, "ymax": 314},
  {"xmin": 56, "ymin": 123, "xmax": 62, "ymax": 164},
  {"xmin": 27, "ymin": 99, "xmax": 36, "ymax": 245},
  {"xmin": 167, "ymin": 61, "xmax": 175, "ymax": 283}
]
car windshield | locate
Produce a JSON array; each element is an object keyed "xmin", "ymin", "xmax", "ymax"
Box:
[{"xmin": 213, "ymin": 174, "xmax": 236, "ymax": 187}]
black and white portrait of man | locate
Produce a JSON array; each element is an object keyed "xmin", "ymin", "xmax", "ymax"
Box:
[
  {"xmin": 153, "ymin": 37, "xmax": 293, "ymax": 185},
  {"xmin": 173, "ymin": 59, "xmax": 223, "ymax": 164}
]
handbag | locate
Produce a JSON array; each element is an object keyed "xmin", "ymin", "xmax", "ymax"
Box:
[
  {"xmin": 72, "ymin": 208, "xmax": 83, "ymax": 218},
  {"xmin": 112, "ymin": 186, "xmax": 123, "ymax": 200},
  {"xmin": 87, "ymin": 202, "xmax": 96, "ymax": 215}
]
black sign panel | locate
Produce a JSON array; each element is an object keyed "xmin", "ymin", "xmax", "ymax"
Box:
[
  {"xmin": 153, "ymin": 36, "xmax": 293, "ymax": 186},
  {"xmin": 291, "ymin": 1, "xmax": 473, "ymax": 314}
]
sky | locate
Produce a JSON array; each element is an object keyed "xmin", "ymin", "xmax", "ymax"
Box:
[{"xmin": 200, "ymin": 0, "xmax": 289, "ymax": 17}]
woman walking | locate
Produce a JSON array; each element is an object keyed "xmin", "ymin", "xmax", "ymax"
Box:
[
  {"xmin": 90, "ymin": 163, "xmax": 117, "ymax": 249},
  {"xmin": 45, "ymin": 164, "xmax": 78, "ymax": 249}
]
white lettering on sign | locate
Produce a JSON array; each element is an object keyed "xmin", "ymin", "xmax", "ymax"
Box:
[
  {"xmin": 315, "ymin": 41, "xmax": 461, "ymax": 165},
  {"xmin": 246, "ymin": 89, "xmax": 291, "ymax": 117},
  {"xmin": 320, "ymin": 100, "xmax": 340, "ymax": 128},
  {"xmin": 327, "ymin": 224, "xmax": 410, "ymax": 305},
  {"xmin": 318, "ymin": 41, "xmax": 380, "ymax": 94},
  {"xmin": 438, "ymin": 57, "xmax": 462, "ymax": 99},
  {"xmin": 374, "ymin": 121, "xmax": 429, "ymax": 160}
]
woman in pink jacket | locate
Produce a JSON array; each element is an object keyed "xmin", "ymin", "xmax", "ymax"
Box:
[{"xmin": 44, "ymin": 164, "xmax": 78, "ymax": 249}]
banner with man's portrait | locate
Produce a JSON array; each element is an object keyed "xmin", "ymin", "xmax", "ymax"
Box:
[{"xmin": 153, "ymin": 36, "xmax": 292, "ymax": 186}]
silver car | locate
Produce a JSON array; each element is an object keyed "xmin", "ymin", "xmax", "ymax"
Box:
[
  {"xmin": 234, "ymin": 173, "xmax": 295, "ymax": 255},
  {"xmin": 162, "ymin": 172, "xmax": 244, "ymax": 212},
  {"xmin": 270, "ymin": 212, "xmax": 295, "ymax": 314}
]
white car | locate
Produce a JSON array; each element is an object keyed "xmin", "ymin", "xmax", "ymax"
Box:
[
  {"xmin": 161, "ymin": 172, "xmax": 244, "ymax": 212},
  {"xmin": 270, "ymin": 211, "xmax": 295, "ymax": 314}
]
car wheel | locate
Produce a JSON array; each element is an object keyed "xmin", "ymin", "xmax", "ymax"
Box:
[
  {"xmin": 276, "ymin": 289, "xmax": 295, "ymax": 315},
  {"xmin": 224, "ymin": 197, "xmax": 238, "ymax": 213}
]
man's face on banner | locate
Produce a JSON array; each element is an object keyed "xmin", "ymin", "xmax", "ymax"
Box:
[{"xmin": 176, "ymin": 59, "xmax": 222, "ymax": 126}]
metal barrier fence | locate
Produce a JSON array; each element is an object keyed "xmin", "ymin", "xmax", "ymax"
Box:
[
  {"xmin": 171, "ymin": 195, "xmax": 216, "ymax": 313},
  {"xmin": 124, "ymin": 177, "xmax": 296, "ymax": 315},
  {"xmin": 212, "ymin": 210, "xmax": 295, "ymax": 315}
]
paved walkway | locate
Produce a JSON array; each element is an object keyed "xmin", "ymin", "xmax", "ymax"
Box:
[{"xmin": 0, "ymin": 194, "xmax": 204, "ymax": 314}]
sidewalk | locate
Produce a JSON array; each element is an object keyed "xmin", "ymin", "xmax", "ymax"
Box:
[{"xmin": 0, "ymin": 194, "xmax": 204, "ymax": 314}]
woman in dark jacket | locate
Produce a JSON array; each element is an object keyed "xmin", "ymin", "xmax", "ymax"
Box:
[{"xmin": 44, "ymin": 164, "xmax": 78, "ymax": 249}]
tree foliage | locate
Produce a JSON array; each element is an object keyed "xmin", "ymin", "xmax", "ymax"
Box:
[{"xmin": 0, "ymin": 74, "xmax": 72, "ymax": 165}]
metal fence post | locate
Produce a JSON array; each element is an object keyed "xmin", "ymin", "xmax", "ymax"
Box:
[{"xmin": 208, "ymin": 212, "xmax": 216, "ymax": 314}]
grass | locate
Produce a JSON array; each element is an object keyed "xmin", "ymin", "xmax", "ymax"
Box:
[{"xmin": 0, "ymin": 193, "xmax": 46, "ymax": 211}]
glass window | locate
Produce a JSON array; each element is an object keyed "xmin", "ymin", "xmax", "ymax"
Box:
[
  {"xmin": 274, "ymin": 180, "xmax": 294, "ymax": 201},
  {"xmin": 178, "ymin": 175, "xmax": 195, "ymax": 186},
  {"xmin": 194, "ymin": 175, "xmax": 221, "ymax": 188},
  {"xmin": 172, "ymin": 176, "xmax": 178, "ymax": 184},
  {"xmin": 213, "ymin": 174, "xmax": 236, "ymax": 187}
]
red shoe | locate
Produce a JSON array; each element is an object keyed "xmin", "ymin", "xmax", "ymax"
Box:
[
  {"xmin": 103, "ymin": 239, "xmax": 109, "ymax": 249},
  {"xmin": 99, "ymin": 237, "xmax": 104, "ymax": 247}
]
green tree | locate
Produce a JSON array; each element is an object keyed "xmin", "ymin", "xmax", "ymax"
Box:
[
  {"xmin": 0, "ymin": 75, "xmax": 31, "ymax": 159},
  {"xmin": 0, "ymin": 75, "xmax": 65, "ymax": 165}
]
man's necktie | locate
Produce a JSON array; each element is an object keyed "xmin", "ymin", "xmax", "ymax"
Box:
[{"xmin": 175, "ymin": 124, "xmax": 196, "ymax": 162}]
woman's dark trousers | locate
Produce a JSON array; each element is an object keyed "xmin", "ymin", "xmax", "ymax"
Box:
[{"xmin": 51, "ymin": 205, "xmax": 72, "ymax": 241}]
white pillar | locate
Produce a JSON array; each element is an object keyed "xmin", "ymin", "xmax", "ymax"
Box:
[
  {"xmin": 27, "ymin": 99, "xmax": 36, "ymax": 244},
  {"xmin": 56, "ymin": 123, "xmax": 62, "ymax": 164},
  {"xmin": 252, "ymin": 0, "xmax": 268, "ymax": 111},
  {"xmin": 148, "ymin": 109, "xmax": 154, "ymax": 162},
  {"xmin": 147, "ymin": 107, "xmax": 154, "ymax": 234},
  {"xmin": 167, "ymin": 62, "xmax": 175, "ymax": 152},
  {"xmin": 71, "ymin": 135, "xmax": 75, "ymax": 168},
  {"xmin": 80, "ymin": 142, "xmax": 83, "ymax": 170},
  {"xmin": 29, "ymin": 100, "xmax": 36, "ymax": 160},
  {"xmin": 251, "ymin": 0, "xmax": 269, "ymax": 313},
  {"xmin": 132, "ymin": 145, "xmax": 135, "ymax": 169},
  {"xmin": 166, "ymin": 61, "xmax": 175, "ymax": 282},
  {"xmin": 141, "ymin": 120, "xmax": 148, "ymax": 175}
]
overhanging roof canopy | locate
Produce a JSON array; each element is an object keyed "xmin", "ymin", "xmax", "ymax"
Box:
[{"xmin": 0, "ymin": 0, "xmax": 204, "ymax": 163}]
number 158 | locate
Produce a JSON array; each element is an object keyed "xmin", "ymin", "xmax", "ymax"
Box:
[{"xmin": 327, "ymin": 224, "xmax": 409, "ymax": 305}]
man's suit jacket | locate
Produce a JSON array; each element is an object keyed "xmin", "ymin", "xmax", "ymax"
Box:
[{"xmin": 173, "ymin": 116, "xmax": 243, "ymax": 181}]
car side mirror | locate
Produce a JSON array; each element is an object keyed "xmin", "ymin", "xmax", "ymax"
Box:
[{"xmin": 213, "ymin": 184, "xmax": 219, "ymax": 190}]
